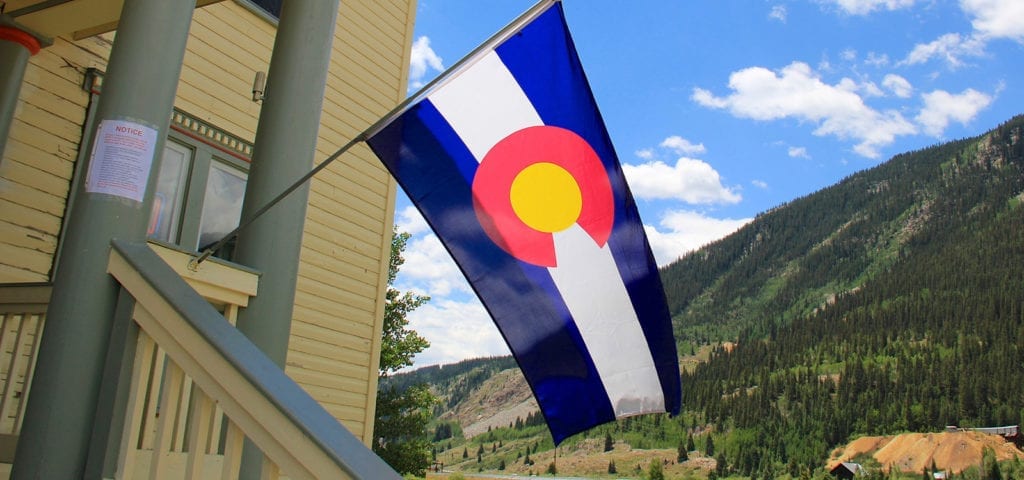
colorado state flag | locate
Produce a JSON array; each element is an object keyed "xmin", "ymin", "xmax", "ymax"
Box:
[{"xmin": 366, "ymin": 0, "xmax": 680, "ymax": 443}]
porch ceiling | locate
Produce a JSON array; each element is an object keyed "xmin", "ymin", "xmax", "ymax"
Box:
[{"xmin": 5, "ymin": 0, "xmax": 225, "ymax": 40}]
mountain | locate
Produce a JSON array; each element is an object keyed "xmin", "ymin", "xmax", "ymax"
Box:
[
  {"xmin": 671, "ymin": 114, "xmax": 1024, "ymax": 476},
  {"xmin": 662, "ymin": 114, "xmax": 1024, "ymax": 345},
  {"xmin": 391, "ymin": 114, "xmax": 1024, "ymax": 478}
]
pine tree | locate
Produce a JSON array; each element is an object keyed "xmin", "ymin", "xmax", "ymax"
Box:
[
  {"xmin": 608, "ymin": 460, "xmax": 617, "ymax": 474},
  {"xmin": 604, "ymin": 433, "xmax": 614, "ymax": 452},
  {"xmin": 678, "ymin": 440, "xmax": 689, "ymax": 463},
  {"xmin": 648, "ymin": 459, "xmax": 665, "ymax": 480}
]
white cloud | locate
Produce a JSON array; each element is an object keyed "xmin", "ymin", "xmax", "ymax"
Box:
[
  {"xmin": 882, "ymin": 74, "xmax": 914, "ymax": 98},
  {"xmin": 865, "ymin": 52, "xmax": 890, "ymax": 67},
  {"xmin": 751, "ymin": 180, "xmax": 769, "ymax": 189},
  {"xmin": 961, "ymin": 0, "xmax": 1024, "ymax": 42},
  {"xmin": 623, "ymin": 157, "xmax": 741, "ymax": 205},
  {"xmin": 408, "ymin": 36, "xmax": 444, "ymax": 89},
  {"xmin": 824, "ymin": 0, "xmax": 915, "ymax": 15},
  {"xmin": 769, "ymin": 5, "xmax": 788, "ymax": 22},
  {"xmin": 788, "ymin": 146, "xmax": 811, "ymax": 159},
  {"xmin": 645, "ymin": 210, "xmax": 752, "ymax": 266},
  {"xmin": 916, "ymin": 88, "xmax": 993, "ymax": 137},
  {"xmin": 395, "ymin": 204, "xmax": 430, "ymax": 235},
  {"xmin": 901, "ymin": 33, "xmax": 985, "ymax": 68},
  {"xmin": 856, "ymin": 80, "xmax": 885, "ymax": 98},
  {"xmin": 397, "ymin": 232, "xmax": 470, "ymax": 297},
  {"xmin": 841, "ymin": 49, "xmax": 858, "ymax": 62},
  {"xmin": 660, "ymin": 135, "xmax": 707, "ymax": 155},
  {"xmin": 692, "ymin": 61, "xmax": 917, "ymax": 158},
  {"xmin": 635, "ymin": 148, "xmax": 655, "ymax": 160},
  {"xmin": 405, "ymin": 298, "xmax": 507, "ymax": 369}
]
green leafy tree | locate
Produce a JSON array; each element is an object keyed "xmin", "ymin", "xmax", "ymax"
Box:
[
  {"xmin": 372, "ymin": 230, "xmax": 433, "ymax": 476},
  {"xmin": 378, "ymin": 230, "xmax": 430, "ymax": 373}
]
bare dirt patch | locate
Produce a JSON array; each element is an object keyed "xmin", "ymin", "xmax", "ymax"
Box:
[{"xmin": 830, "ymin": 431, "xmax": 1024, "ymax": 473}]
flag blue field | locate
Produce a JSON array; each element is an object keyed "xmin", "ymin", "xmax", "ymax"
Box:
[{"xmin": 366, "ymin": 0, "xmax": 680, "ymax": 443}]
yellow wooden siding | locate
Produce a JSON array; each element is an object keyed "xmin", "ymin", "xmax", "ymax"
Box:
[
  {"xmin": 0, "ymin": 0, "xmax": 414, "ymax": 446},
  {"xmin": 288, "ymin": 0, "xmax": 412, "ymax": 445},
  {"xmin": 0, "ymin": 35, "xmax": 107, "ymax": 282}
]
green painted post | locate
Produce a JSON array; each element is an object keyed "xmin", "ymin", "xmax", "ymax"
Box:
[
  {"xmin": 0, "ymin": 19, "xmax": 44, "ymax": 160},
  {"xmin": 233, "ymin": 0, "xmax": 340, "ymax": 477},
  {"xmin": 11, "ymin": 1, "xmax": 196, "ymax": 478}
]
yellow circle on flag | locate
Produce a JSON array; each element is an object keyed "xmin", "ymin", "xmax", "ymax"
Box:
[{"xmin": 510, "ymin": 162, "xmax": 583, "ymax": 233}]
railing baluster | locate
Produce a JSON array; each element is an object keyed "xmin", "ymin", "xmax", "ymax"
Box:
[
  {"xmin": 260, "ymin": 456, "xmax": 280, "ymax": 480},
  {"xmin": 149, "ymin": 359, "xmax": 184, "ymax": 480},
  {"xmin": 140, "ymin": 346, "xmax": 167, "ymax": 450},
  {"xmin": 185, "ymin": 388, "xmax": 214, "ymax": 480},
  {"xmin": 13, "ymin": 313, "xmax": 43, "ymax": 434},
  {"xmin": 174, "ymin": 375, "xmax": 194, "ymax": 452},
  {"xmin": 220, "ymin": 421, "xmax": 244, "ymax": 480},
  {"xmin": 116, "ymin": 330, "xmax": 156, "ymax": 480},
  {"xmin": 208, "ymin": 404, "xmax": 225, "ymax": 455},
  {"xmin": 0, "ymin": 314, "xmax": 23, "ymax": 433}
]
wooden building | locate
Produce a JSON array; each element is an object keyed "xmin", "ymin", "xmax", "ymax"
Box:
[{"xmin": 0, "ymin": 0, "xmax": 415, "ymax": 477}]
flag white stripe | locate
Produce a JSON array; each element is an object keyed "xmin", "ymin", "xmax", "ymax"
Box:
[
  {"xmin": 428, "ymin": 52, "xmax": 544, "ymax": 160},
  {"xmin": 431, "ymin": 49, "xmax": 665, "ymax": 416},
  {"xmin": 550, "ymin": 225, "xmax": 665, "ymax": 416}
]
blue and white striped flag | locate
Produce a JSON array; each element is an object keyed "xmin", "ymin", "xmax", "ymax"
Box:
[{"xmin": 366, "ymin": 0, "xmax": 680, "ymax": 443}]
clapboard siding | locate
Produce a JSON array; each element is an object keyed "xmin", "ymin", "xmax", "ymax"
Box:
[
  {"xmin": 0, "ymin": 34, "xmax": 100, "ymax": 281},
  {"xmin": 293, "ymin": 304, "xmax": 376, "ymax": 340},
  {"xmin": 287, "ymin": 350, "xmax": 373, "ymax": 386},
  {"xmin": 0, "ymin": 0, "xmax": 414, "ymax": 446}
]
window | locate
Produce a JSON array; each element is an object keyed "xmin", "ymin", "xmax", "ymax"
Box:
[
  {"xmin": 147, "ymin": 132, "xmax": 250, "ymax": 261},
  {"xmin": 248, "ymin": 0, "xmax": 281, "ymax": 18}
]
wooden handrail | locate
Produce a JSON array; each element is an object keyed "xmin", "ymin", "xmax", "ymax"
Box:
[{"xmin": 107, "ymin": 240, "xmax": 399, "ymax": 480}]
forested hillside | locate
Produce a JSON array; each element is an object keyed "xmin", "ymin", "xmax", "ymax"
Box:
[
  {"xmin": 673, "ymin": 114, "xmax": 1024, "ymax": 476},
  {"xmin": 389, "ymin": 115, "xmax": 1024, "ymax": 478}
]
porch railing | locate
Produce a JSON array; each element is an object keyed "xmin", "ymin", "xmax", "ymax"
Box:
[
  {"xmin": 106, "ymin": 240, "xmax": 399, "ymax": 479},
  {"xmin": 0, "ymin": 283, "xmax": 48, "ymax": 461},
  {"xmin": 0, "ymin": 241, "xmax": 399, "ymax": 479}
]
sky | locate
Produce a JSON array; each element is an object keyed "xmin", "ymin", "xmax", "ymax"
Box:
[{"xmin": 390, "ymin": 0, "xmax": 1024, "ymax": 369}]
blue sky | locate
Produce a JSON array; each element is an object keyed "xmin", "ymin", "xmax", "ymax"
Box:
[{"xmin": 390, "ymin": 0, "xmax": 1023, "ymax": 369}]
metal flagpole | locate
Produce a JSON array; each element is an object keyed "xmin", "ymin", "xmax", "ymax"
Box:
[{"xmin": 189, "ymin": 0, "xmax": 560, "ymax": 268}]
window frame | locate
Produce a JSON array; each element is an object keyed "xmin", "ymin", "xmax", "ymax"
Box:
[{"xmin": 159, "ymin": 128, "xmax": 251, "ymax": 254}]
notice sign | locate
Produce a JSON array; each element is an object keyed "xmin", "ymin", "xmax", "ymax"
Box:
[{"xmin": 85, "ymin": 119, "xmax": 158, "ymax": 203}]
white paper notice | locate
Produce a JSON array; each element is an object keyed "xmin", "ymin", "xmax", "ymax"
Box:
[{"xmin": 85, "ymin": 119, "xmax": 158, "ymax": 202}]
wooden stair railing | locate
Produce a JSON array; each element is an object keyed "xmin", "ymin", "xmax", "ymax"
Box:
[{"xmin": 107, "ymin": 240, "xmax": 399, "ymax": 480}]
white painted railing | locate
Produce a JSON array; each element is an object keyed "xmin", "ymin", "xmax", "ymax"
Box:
[
  {"xmin": 0, "ymin": 241, "xmax": 398, "ymax": 479},
  {"xmin": 0, "ymin": 283, "xmax": 48, "ymax": 452},
  {"xmin": 107, "ymin": 240, "xmax": 399, "ymax": 480}
]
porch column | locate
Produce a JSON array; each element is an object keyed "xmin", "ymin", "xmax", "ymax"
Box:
[
  {"xmin": 233, "ymin": 0, "xmax": 340, "ymax": 477},
  {"xmin": 11, "ymin": 1, "xmax": 196, "ymax": 478},
  {"xmin": 0, "ymin": 19, "xmax": 43, "ymax": 160}
]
